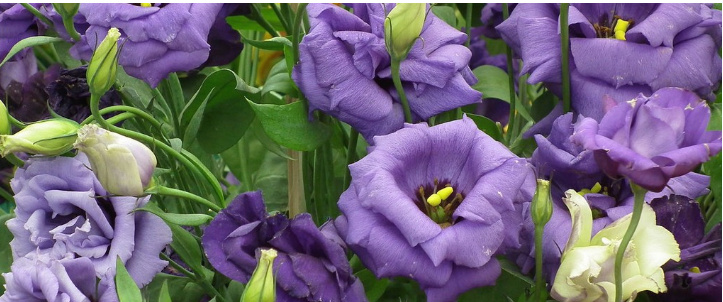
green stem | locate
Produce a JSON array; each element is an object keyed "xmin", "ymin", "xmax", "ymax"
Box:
[
  {"xmin": 502, "ymin": 4, "xmax": 517, "ymax": 141},
  {"xmin": 534, "ymin": 224, "xmax": 545, "ymax": 301},
  {"xmin": 238, "ymin": 137, "xmax": 253, "ymax": 192},
  {"xmin": 390, "ymin": 59, "xmax": 413, "ymax": 123},
  {"xmin": 560, "ymin": 3, "xmax": 571, "ymax": 113},
  {"xmin": 292, "ymin": 3, "xmax": 309, "ymax": 64},
  {"xmin": 62, "ymin": 15, "xmax": 81, "ymax": 42},
  {"xmin": 271, "ymin": 3, "xmax": 292, "ymax": 33},
  {"xmin": 20, "ymin": 4, "xmax": 53, "ymax": 27},
  {"xmin": 81, "ymin": 105, "xmax": 162, "ymax": 129},
  {"xmin": 343, "ymin": 129, "xmax": 359, "ymax": 189},
  {"xmin": 159, "ymin": 253, "xmax": 195, "ymax": 279},
  {"xmin": 150, "ymin": 185, "xmax": 221, "ymax": 212},
  {"xmin": 465, "ymin": 3, "xmax": 473, "ymax": 48},
  {"xmin": 104, "ymin": 112, "xmax": 134, "ymax": 125},
  {"xmin": 8, "ymin": 115, "xmax": 25, "ymax": 129},
  {"xmin": 5, "ymin": 154, "xmax": 24, "ymax": 168},
  {"xmin": 287, "ymin": 149, "xmax": 306, "ymax": 217},
  {"xmin": 614, "ymin": 183, "xmax": 646, "ymax": 302},
  {"xmin": 251, "ymin": 4, "xmax": 279, "ymax": 37}
]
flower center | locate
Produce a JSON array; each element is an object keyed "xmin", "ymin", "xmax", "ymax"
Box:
[
  {"xmin": 593, "ymin": 15, "xmax": 633, "ymax": 40},
  {"xmin": 414, "ymin": 179, "xmax": 464, "ymax": 228}
]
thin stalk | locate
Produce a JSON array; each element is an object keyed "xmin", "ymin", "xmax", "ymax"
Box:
[
  {"xmin": 614, "ymin": 183, "xmax": 646, "ymax": 302},
  {"xmin": 0, "ymin": 186, "xmax": 14, "ymax": 204},
  {"xmin": 390, "ymin": 59, "xmax": 413, "ymax": 123},
  {"xmin": 5, "ymin": 154, "xmax": 24, "ymax": 167},
  {"xmin": 8, "ymin": 115, "xmax": 25, "ymax": 129},
  {"xmin": 534, "ymin": 224, "xmax": 545, "ymax": 301},
  {"xmin": 343, "ymin": 129, "xmax": 359, "ymax": 188},
  {"xmin": 237, "ymin": 136, "xmax": 254, "ymax": 192},
  {"xmin": 20, "ymin": 4, "xmax": 52, "ymax": 27},
  {"xmin": 103, "ymin": 112, "xmax": 134, "ymax": 125},
  {"xmin": 81, "ymin": 105, "xmax": 162, "ymax": 129},
  {"xmin": 151, "ymin": 185, "xmax": 221, "ymax": 212},
  {"xmin": 465, "ymin": 3, "xmax": 473, "ymax": 47},
  {"xmin": 502, "ymin": 4, "xmax": 517, "ymax": 142},
  {"xmin": 251, "ymin": 4, "xmax": 279, "ymax": 37},
  {"xmin": 159, "ymin": 253, "xmax": 195, "ymax": 279},
  {"xmin": 560, "ymin": 3, "xmax": 571, "ymax": 113},
  {"xmin": 292, "ymin": 3, "xmax": 309, "ymax": 64},
  {"xmin": 287, "ymin": 149, "xmax": 306, "ymax": 217},
  {"xmin": 62, "ymin": 15, "xmax": 81, "ymax": 41},
  {"xmin": 271, "ymin": 3, "xmax": 292, "ymax": 33}
]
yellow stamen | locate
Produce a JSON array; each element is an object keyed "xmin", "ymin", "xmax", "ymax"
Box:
[
  {"xmin": 427, "ymin": 194, "xmax": 441, "ymax": 207},
  {"xmin": 140, "ymin": 3, "xmax": 152, "ymax": 7},
  {"xmin": 590, "ymin": 182, "xmax": 602, "ymax": 194},
  {"xmin": 614, "ymin": 19, "xmax": 630, "ymax": 40},
  {"xmin": 690, "ymin": 267, "xmax": 701, "ymax": 273},
  {"xmin": 437, "ymin": 186, "xmax": 454, "ymax": 201}
]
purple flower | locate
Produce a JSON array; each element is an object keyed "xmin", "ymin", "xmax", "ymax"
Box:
[
  {"xmin": 571, "ymin": 87, "xmax": 722, "ymax": 192},
  {"xmin": 293, "ymin": 3, "xmax": 481, "ymax": 141},
  {"xmin": 5, "ymin": 154, "xmax": 171, "ymax": 292},
  {"xmin": 202, "ymin": 4, "xmax": 249, "ymax": 67},
  {"xmin": 0, "ymin": 4, "xmax": 38, "ymax": 61},
  {"xmin": 511, "ymin": 112, "xmax": 711, "ymax": 281},
  {"xmin": 497, "ymin": 4, "xmax": 722, "ymax": 120},
  {"xmin": 479, "ymin": 4, "xmax": 516, "ymax": 40},
  {"xmin": 334, "ymin": 117, "xmax": 534, "ymax": 301},
  {"xmin": 70, "ymin": 4, "xmax": 224, "ymax": 87},
  {"xmin": 202, "ymin": 191, "xmax": 366, "ymax": 302},
  {"xmin": 650, "ymin": 197, "xmax": 721, "ymax": 302},
  {"xmin": 0, "ymin": 251, "xmax": 108, "ymax": 302}
]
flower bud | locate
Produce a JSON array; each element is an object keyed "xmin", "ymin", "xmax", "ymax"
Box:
[
  {"xmin": 384, "ymin": 3, "xmax": 426, "ymax": 60},
  {"xmin": 52, "ymin": 3, "xmax": 80, "ymax": 19},
  {"xmin": 241, "ymin": 248, "xmax": 277, "ymax": 302},
  {"xmin": 0, "ymin": 118, "xmax": 79, "ymax": 156},
  {"xmin": 87, "ymin": 27, "xmax": 121, "ymax": 96},
  {"xmin": 74, "ymin": 124, "xmax": 156, "ymax": 196},
  {"xmin": 0, "ymin": 102, "xmax": 10, "ymax": 135},
  {"xmin": 531, "ymin": 179, "xmax": 552, "ymax": 226}
]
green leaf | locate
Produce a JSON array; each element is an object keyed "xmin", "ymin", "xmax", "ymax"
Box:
[
  {"xmin": 703, "ymin": 153, "xmax": 722, "ymax": 232},
  {"xmin": 241, "ymin": 35, "xmax": 292, "ymax": 51},
  {"xmin": 472, "ymin": 65, "xmax": 512, "ymax": 103},
  {"xmin": 158, "ymin": 281, "xmax": 172, "ymax": 302},
  {"xmin": 357, "ymin": 269, "xmax": 390, "ymax": 302},
  {"xmin": 135, "ymin": 206, "xmax": 213, "ymax": 226},
  {"xmin": 530, "ymin": 91, "xmax": 558, "ymax": 122},
  {"xmin": 115, "ymin": 257, "xmax": 143, "ymax": 302},
  {"xmin": 458, "ymin": 258, "xmax": 533, "ymax": 301},
  {"xmin": 180, "ymin": 69, "xmax": 259, "ymax": 154},
  {"xmin": 0, "ymin": 213, "xmax": 14, "ymax": 295},
  {"xmin": 143, "ymin": 273, "xmax": 206, "ymax": 302},
  {"xmin": 431, "ymin": 6, "xmax": 456, "ymax": 28},
  {"xmin": 467, "ymin": 113, "xmax": 504, "ymax": 142},
  {"xmin": 168, "ymin": 224, "xmax": 205, "ymax": 275},
  {"xmin": 707, "ymin": 102, "xmax": 721, "ymax": 131},
  {"xmin": 0, "ymin": 36, "xmax": 63, "ymax": 68},
  {"xmin": 226, "ymin": 7, "xmax": 284, "ymax": 32},
  {"xmin": 249, "ymin": 101, "xmax": 331, "ymax": 151},
  {"xmin": 261, "ymin": 59, "xmax": 298, "ymax": 96}
]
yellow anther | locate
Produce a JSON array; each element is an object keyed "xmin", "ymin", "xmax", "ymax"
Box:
[
  {"xmin": 140, "ymin": 3, "xmax": 152, "ymax": 7},
  {"xmin": 590, "ymin": 182, "xmax": 602, "ymax": 194},
  {"xmin": 437, "ymin": 187, "xmax": 454, "ymax": 201},
  {"xmin": 690, "ymin": 267, "xmax": 701, "ymax": 273},
  {"xmin": 614, "ymin": 19, "xmax": 630, "ymax": 40},
  {"xmin": 427, "ymin": 194, "xmax": 442, "ymax": 207}
]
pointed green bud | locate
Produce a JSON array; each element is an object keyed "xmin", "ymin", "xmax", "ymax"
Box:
[
  {"xmin": 384, "ymin": 3, "xmax": 426, "ymax": 60},
  {"xmin": 0, "ymin": 118, "xmax": 79, "ymax": 156},
  {"xmin": 0, "ymin": 102, "xmax": 10, "ymax": 135},
  {"xmin": 531, "ymin": 179, "xmax": 552, "ymax": 227},
  {"xmin": 52, "ymin": 3, "xmax": 79, "ymax": 19},
  {"xmin": 87, "ymin": 27, "xmax": 120, "ymax": 96},
  {"xmin": 74, "ymin": 124, "xmax": 156, "ymax": 196},
  {"xmin": 242, "ymin": 248, "xmax": 277, "ymax": 302}
]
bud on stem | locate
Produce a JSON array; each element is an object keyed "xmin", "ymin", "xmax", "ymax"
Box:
[{"xmin": 87, "ymin": 27, "xmax": 121, "ymax": 96}]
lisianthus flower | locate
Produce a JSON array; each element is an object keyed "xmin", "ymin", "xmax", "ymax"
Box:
[
  {"xmin": 497, "ymin": 4, "xmax": 722, "ymax": 120},
  {"xmin": 510, "ymin": 112, "xmax": 710, "ymax": 281},
  {"xmin": 293, "ymin": 3, "xmax": 481, "ymax": 141},
  {"xmin": 5, "ymin": 154, "xmax": 171, "ymax": 292},
  {"xmin": 0, "ymin": 250, "xmax": 108, "ymax": 302},
  {"xmin": 0, "ymin": 3, "xmax": 38, "ymax": 61},
  {"xmin": 202, "ymin": 191, "xmax": 366, "ymax": 302},
  {"xmin": 70, "ymin": 3, "xmax": 224, "ymax": 87},
  {"xmin": 572, "ymin": 87, "xmax": 722, "ymax": 192},
  {"xmin": 479, "ymin": 3, "xmax": 516, "ymax": 40},
  {"xmin": 550, "ymin": 190, "xmax": 680, "ymax": 302},
  {"xmin": 334, "ymin": 117, "xmax": 534, "ymax": 301},
  {"xmin": 203, "ymin": 4, "xmax": 249, "ymax": 67},
  {"xmin": 649, "ymin": 196, "xmax": 722, "ymax": 302}
]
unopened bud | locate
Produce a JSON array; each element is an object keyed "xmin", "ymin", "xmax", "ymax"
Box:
[
  {"xmin": 87, "ymin": 27, "xmax": 120, "ymax": 96},
  {"xmin": 0, "ymin": 118, "xmax": 79, "ymax": 156},
  {"xmin": 384, "ymin": 3, "xmax": 426, "ymax": 60},
  {"xmin": 0, "ymin": 102, "xmax": 10, "ymax": 135},
  {"xmin": 531, "ymin": 179, "xmax": 552, "ymax": 226},
  {"xmin": 52, "ymin": 3, "xmax": 79, "ymax": 19},
  {"xmin": 242, "ymin": 248, "xmax": 277, "ymax": 302},
  {"xmin": 74, "ymin": 124, "xmax": 156, "ymax": 196}
]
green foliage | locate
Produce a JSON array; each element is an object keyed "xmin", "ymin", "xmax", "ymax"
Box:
[
  {"xmin": 249, "ymin": 101, "xmax": 331, "ymax": 151},
  {"xmin": 472, "ymin": 65, "xmax": 513, "ymax": 103},
  {"xmin": 468, "ymin": 113, "xmax": 504, "ymax": 142},
  {"xmin": 0, "ymin": 213, "xmax": 13, "ymax": 295},
  {"xmin": 115, "ymin": 257, "xmax": 143, "ymax": 302},
  {"xmin": 0, "ymin": 36, "xmax": 63, "ymax": 68}
]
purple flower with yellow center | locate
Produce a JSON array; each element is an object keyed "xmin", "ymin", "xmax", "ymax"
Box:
[
  {"xmin": 5, "ymin": 153, "xmax": 172, "ymax": 293},
  {"xmin": 572, "ymin": 87, "xmax": 722, "ymax": 192},
  {"xmin": 649, "ymin": 196, "xmax": 722, "ymax": 302},
  {"xmin": 202, "ymin": 191, "xmax": 366, "ymax": 302},
  {"xmin": 334, "ymin": 117, "xmax": 535, "ymax": 301},
  {"xmin": 510, "ymin": 112, "xmax": 711, "ymax": 281},
  {"xmin": 293, "ymin": 3, "xmax": 481, "ymax": 141},
  {"xmin": 497, "ymin": 3, "xmax": 722, "ymax": 120},
  {"xmin": 70, "ymin": 3, "xmax": 224, "ymax": 87}
]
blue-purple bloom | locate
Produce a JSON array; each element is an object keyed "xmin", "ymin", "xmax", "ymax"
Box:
[
  {"xmin": 334, "ymin": 117, "xmax": 534, "ymax": 301},
  {"xmin": 5, "ymin": 154, "xmax": 171, "ymax": 295},
  {"xmin": 0, "ymin": 4, "xmax": 40, "ymax": 90},
  {"xmin": 70, "ymin": 3, "xmax": 224, "ymax": 87},
  {"xmin": 572, "ymin": 87, "xmax": 722, "ymax": 192},
  {"xmin": 293, "ymin": 3, "xmax": 481, "ymax": 141},
  {"xmin": 497, "ymin": 4, "xmax": 722, "ymax": 120},
  {"xmin": 202, "ymin": 191, "xmax": 366, "ymax": 302}
]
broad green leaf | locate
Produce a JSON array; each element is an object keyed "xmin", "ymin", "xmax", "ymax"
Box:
[
  {"xmin": 226, "ymin": 7, "xmax": 284, "ymax": 32},
  {"xmin": 0, "ymin": 36, "xmax": 63, "ymax": 68},
  {"xmin": 135, "ymin": 206, "xmax": 213, "ymax": 226},
  {"xmin": 158, "ymin": 281, "xmax": 172, "ymax": 302},
  {"xmin": 357, "ymin": 269, "xmax": 390, "ymax": 302},
  {"xmin": 261, "ymin": 59, "xmax": 298, "ymax": 96},
  {"xmin": 530, "ymin": 91, "xmax": 558, "ymax": 122},
  {"xmin": 467, "ymin": 113, "xmax": 503, "ymax": 142},
  {"xmin": 115, "ymin": 257, "xmax": 143, "ymax": 302},
  {"xmin": 249, "ymin": 101, "xmax": 331, "ymax": 151},
  {"xmin": 431, "ymin": 6, "xmax": 456, "ymax": 28},
  {"xmin": 168, "ymin": 224, "xmax": 205, "ymax": 275},
  {"xmin": 252, "ymin": 150, "xmax": 288, "ymax": 213},
  {"xmin": 0, "ymin": 213, "xmax": 14, "ymax": 295},
  {"xmin": 180, "ymin": 69, "xmax": 259, "ymax": 154},
  {"xmin": 241, "ymin": 35, "xmax": 292, "ymax": 51},
  {"xmin": 142, "ymin": 273, "xmax": 206, "ymax": 302},
  {"xmin": 472, "ymin": 65, "xmax": 513, "ymax": 103}
]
